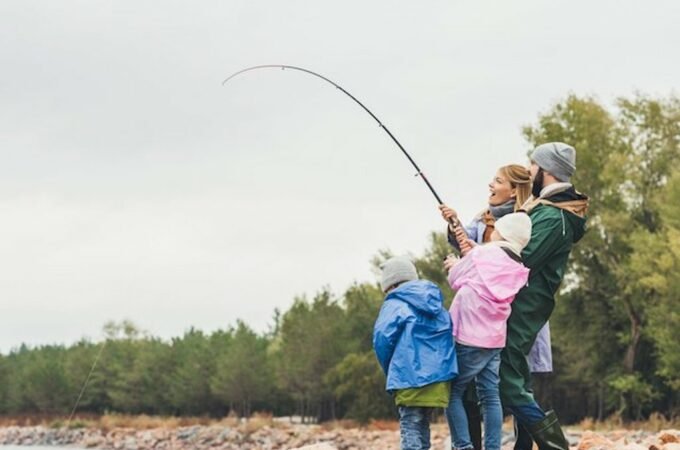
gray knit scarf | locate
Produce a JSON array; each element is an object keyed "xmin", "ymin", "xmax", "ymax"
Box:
[{"xmin": 488, "ymin": 199, "xmax": 516, "ymax": 219}]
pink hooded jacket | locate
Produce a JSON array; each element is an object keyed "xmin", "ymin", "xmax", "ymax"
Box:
[{"xmin": 448, "ymin": 244, "xmax": 530, "ymax": 349}]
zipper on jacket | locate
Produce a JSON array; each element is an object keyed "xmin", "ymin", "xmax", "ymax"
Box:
[{"xmin": 561, "ymin": 210, "xmax": 566, "ymax": 236}]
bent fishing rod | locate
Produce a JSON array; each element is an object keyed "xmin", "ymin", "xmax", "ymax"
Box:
[
  {"xmin": 222, "ymin": 64, "xmax": 459, "ymax": 227},
  {"xmin": 66, "ymin": 68, "xmax": 459, "ymax": 423}
]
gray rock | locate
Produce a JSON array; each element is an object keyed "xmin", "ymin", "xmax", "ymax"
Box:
[
  {"xmin": 176, "ymin": 425, "xmax": 200, "ymax": 440},
  {"xmin": 292, "ymin": 444, "xmax": 339, "ymax": 450}
]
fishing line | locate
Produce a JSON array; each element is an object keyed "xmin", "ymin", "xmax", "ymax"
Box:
[{"xmin": 66, "ymin": 339, "xmax": 107, "ymax": 426}]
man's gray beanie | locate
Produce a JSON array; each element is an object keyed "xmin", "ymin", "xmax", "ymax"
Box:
[
  {"xmin": 530, "ymin": 142, "xmax": 576, "ymax": 182},
  {"xmin": 380, "ymin": 256, "xmax": 418, "ymax": 292}
]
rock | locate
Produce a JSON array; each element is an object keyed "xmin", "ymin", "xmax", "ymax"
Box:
[
  {"xmin": 610, "ymin": 431, "xmax": 630, "ymax": 442},
  {"xmin": 177, "ymin": 425, "xmax": 200, "ymax": 440},
  {"xmin": 84, "ymin": 435, "xmax": 106, "ymax": 448},
  {"xmin": 578, "ymin": 430, "xmax": 615, "ymax": 450},
  {"xmin": 291, "ymin": 444, "xmax": 338, "ymax": 450},
  {"xmin": 568, "ymin": 433, "xmax": 583, "ymax": 446},
  {"xmin": 0, "ymin": 423, "xmax": 670, "ymax": 450},
  {"xmin": 659, "ymin": 433, "xmax": 680, "ymax": 444},
  {"xmin": 662, "ymin": 444, "xmax": 680, "ymax": 450},
  {"xmin": 617, "ymin": 444, "xmax": 648, "ymax": 450},
  {"xmin": 612, "ymin": 437, "xmax": 630, "ymax": 448}
]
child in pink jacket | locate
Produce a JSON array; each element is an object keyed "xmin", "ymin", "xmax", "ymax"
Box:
[{"xmin": 444, "ymin": 212, "xmax": 532, "ymax": 450}]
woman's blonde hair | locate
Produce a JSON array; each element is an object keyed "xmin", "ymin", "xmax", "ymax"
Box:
[{"xmin": 498, "ymin": 164, "xmax": 532, "ymax": 211}]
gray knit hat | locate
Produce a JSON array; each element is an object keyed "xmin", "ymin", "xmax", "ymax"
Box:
[
  {"xmin": 530, "ymin": 142, "xmax": 576, "ymax": 182},
  {"xmin": 380, "ymin": 256, "xmax": 418, "ymax": 292}
]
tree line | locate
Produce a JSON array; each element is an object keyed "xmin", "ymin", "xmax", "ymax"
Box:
[{"xmin": 0, "ymin": 94, "xmax": 678, "ymax": 424}]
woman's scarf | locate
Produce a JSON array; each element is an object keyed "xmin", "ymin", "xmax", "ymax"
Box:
[{"xmin": 482, "ymin": 199, "xmax": 516, "ymax": 242}]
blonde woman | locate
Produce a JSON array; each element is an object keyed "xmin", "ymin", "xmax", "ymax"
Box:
[
  {"xmin": 441, "ymin": 164, "xmax": 532, "ymax": 249},
  {"xmin": 440, "ymin": 164, "xmax": 552, "ymax": 450}
]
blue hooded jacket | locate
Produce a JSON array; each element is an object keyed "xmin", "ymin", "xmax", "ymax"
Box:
[{"xmin": 373, "ymin": 280, "xmax": 458, "ymax": 391}]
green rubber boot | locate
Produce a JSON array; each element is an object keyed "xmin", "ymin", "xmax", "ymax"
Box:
[
  {"xmin": 528, "ymin": 410, "xmax": 569, "ymax": 450},
  {"xmin": 514, "ymin": 419, "xmax": 534, "ymax": 450}
]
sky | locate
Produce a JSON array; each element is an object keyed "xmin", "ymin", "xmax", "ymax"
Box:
[{"xmin": 0, "ymin": 0, "xmax": 678, "ymax": 352}]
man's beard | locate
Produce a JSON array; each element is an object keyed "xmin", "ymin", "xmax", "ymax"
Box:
[{"xmin": 532, "ymin": 168, "xmax": 545, "ymax": 198}]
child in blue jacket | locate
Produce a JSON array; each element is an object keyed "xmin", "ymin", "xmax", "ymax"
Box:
[{"xmin": 373, "ymin": 256, "xmax": 458, "ymax": 450}]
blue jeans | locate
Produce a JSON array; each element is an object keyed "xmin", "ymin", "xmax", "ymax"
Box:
[
  {"xmin": 506, "ymin": 401, "xmax": 546, "ymax": 427},
  {"xmin": 399, "ymin": 406, "xmax": 432, "ymax": 450},
  {"xmin": 446, "ymin": 344, "xmax": 502, "ymax": 450}
]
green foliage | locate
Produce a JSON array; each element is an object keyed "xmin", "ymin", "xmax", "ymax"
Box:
[
  {"xmin": 0, "ymin": 355, "xmax": 8, "ymax": 414},
  {"xmin": 0, "ymin": 94, "xmax": 677, "ymax": 423},
  {"xmin": 524, "ymin": 94, "xmax": 680, "ymax": 420},
  {"xmin": 646, "ymin": 174, "xmax": 680, "ymax": 392},
  {"xmin": 413, "ymin": 232, "xmax": 455, "ymax": 307},
  {"xmin": 2, "ymin": 345, "xmax": 71, "ymax": 414},
  {"xmin": 107, "ymin": 338, "xmax": 173, "ymax": 414},
  {"xmin": 343, "ymin": 283, "xmax": 384, "ymax": 353},
  {"xmin": 608, "ymin": 374, "xmax": 660, "ymax": 420},
  {"xmin": 324, "ymin": 351, "xmax": 394, "ymax": 423},
  {"xmin": 210, "ymin": 321, "xmax": 270, "ymax": 417},
  {"xmin": 63, "ymin": 340, "xmax": 110, "ymax": 413},
  {"xmin": 272, "ymin": 289, "xmax": 351, "ymax": 421},
  {"xmin": 166, "ymin": 328, "xmax": 220, "ymax": 415}
]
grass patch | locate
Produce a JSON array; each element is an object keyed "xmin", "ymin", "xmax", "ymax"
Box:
[
  {"xmin": 366, "ymin": 419, "xmax": 399, "ymax": 431},
  {"xmin": 98, "ymin": 413, "xmax": 214, "ymax": 430},
  {"xmin": 576, "ymin": 413, "xmax": 680, "ymax": 432}
]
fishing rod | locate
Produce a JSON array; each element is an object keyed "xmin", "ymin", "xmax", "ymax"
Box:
[
  {"xmin": 64, "ymin": 68, "xmax": 460, "ymax": 424},
  {"xmin": 222, "ymin": 64, "xmax": 459, "ymax": 227}
]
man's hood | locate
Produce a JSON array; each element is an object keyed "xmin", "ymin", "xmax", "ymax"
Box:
[{"xmin": 542, "ymin": 187, "xmax": 588, "ymax": 243}]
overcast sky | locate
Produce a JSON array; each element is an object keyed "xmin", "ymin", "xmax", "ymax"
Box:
[{"xmin": 0, "ymin": 0, "xmax": 677, "ymax": 352}]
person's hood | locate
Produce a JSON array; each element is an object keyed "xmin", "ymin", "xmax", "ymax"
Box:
[
  {"xmin": 545, "ymin": 186, "xmax": 589, "ymax": 212},
  {"xmin": 461, "ymin": 246, "xmax": 529, "ymax": 301},
  {"xmin": 385, "ymin": 280, "xmax": 443, "ymax": 316},
  {"xmin": 544, "ymin": 186, "xmax": 588, "ymax": 243},
  {"xmin": 523, "ymin": 186, "xmax": 588, "ymax": 243}
]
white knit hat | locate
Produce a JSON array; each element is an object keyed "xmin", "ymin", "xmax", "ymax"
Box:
[
  {"xmin": 380, "ymin": 256, "xmax": 418, "ymax": 292},
  {"xmin": 494, "ymin": 213, "xmax": 533, "ymax": 256}
]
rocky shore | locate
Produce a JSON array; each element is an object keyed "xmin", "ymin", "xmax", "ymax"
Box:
[{"xmin": 0, "ymin": 423, "xmax": 678, "ymax": 450}]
